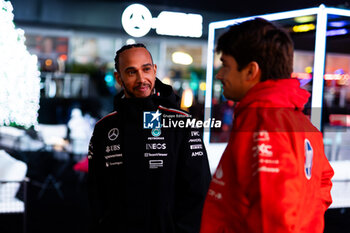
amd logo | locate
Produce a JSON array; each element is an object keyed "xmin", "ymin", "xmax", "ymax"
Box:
[{"xmin": 192, "ymin": 151, "xmax": 203, "ymax": 157}]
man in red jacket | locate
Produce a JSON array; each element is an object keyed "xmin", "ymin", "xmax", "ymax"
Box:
[{"xmin": 200, "ymin": 18, "xmax": 334, "ymax": 233}]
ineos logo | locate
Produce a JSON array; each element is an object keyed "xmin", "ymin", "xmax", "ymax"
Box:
[
  {"xmin": 146, "ymin": 143, "xmax": 166, "ymax": 150},
  {"xmin": 108, "ymin": 128, "xmax": 119, "ymax": 141}
]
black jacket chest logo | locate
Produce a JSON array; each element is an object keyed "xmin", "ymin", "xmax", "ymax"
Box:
[{"xmin": 108, "ymin": 128, "xmax": 119, "ymax": 141}]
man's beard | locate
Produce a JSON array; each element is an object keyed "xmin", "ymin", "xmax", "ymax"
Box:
[{"xmin": 121, "ymin": 79, "xmax": 154, "ymax": 98}]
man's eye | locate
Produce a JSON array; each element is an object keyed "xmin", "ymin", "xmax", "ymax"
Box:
[
  {"xmin": 128, "ymin": 71, "xmax": 136, "ymax": 75},
  {"xmin": 144, "ymin": 67, "xmax": 151, "ymax": 72}
]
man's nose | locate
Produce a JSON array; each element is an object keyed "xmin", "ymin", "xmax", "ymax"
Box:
[{"xmin": 136, "ymin": 70, "xmax": 145, "ymax": 82}]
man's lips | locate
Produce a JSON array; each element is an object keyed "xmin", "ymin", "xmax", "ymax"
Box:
[{"xmin": 134, "ymin": 84, "xmax": 151, "ymax": 91}]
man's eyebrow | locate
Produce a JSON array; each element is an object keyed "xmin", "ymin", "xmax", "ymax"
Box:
[
  {"xmin": 142, "ymin": 63, "xmax": 153, "ymax": 67},
  {"xmin": 124, "ymin": 66, "xmax": 136, "ymax": 72},
  {"xmin": 123, "ymin": 63, "xmax": 153, "ymax": 72}
]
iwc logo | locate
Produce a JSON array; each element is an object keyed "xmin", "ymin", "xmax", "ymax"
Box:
[
  {"xmin": 151, "ymin": 128, "xmax": 161, "ymax": 137},
  {"xmin": 108, "ymin": 128, "xmax": 119, "ymax": 141}
]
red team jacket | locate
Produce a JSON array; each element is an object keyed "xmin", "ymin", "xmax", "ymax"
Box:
[{"xmin": 200, "ymin": 79, "xmax": 334, "ymax": 233}]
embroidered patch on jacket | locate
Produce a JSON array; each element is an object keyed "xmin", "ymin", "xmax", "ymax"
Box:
[
  {"xmin": 304, "ymin": 138, "xmax": 314, "ymax": 180},
  {"xmin": 108, "ymin": 128, "xmax": 119, "ymax": 141},
  {"xmin": 215, "ymin": 165, "xmax": 223, "ymax": 179}
]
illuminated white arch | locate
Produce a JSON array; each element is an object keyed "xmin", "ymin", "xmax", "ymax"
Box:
[{"xmin": 204, "ymin": 5, "xmax": 350, "ymax": 173}]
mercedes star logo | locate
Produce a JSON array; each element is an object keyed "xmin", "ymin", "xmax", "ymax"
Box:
[{"xmin": 108, "ymin": 128, "xmax": 119, "ymax": 141}]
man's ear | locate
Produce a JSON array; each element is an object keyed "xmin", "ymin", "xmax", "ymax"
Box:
[
  {"xmin": 244, "ymin": 61, "xmax": 261, "ymax": 84},
  {"xmin": 154, "ymin": 64, "xmax": 157, "ymax": 75},
  {"xmin": 114, "ymin": 72, "xmax": 122, "ymax": 86}
]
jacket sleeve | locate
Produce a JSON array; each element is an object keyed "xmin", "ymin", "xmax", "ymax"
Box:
[
  {"xmin": 319, "ymin": 143, "xmax": 334, "ymax": 209},
  {"xmin": 250, "ymin": 130, "xmax": 301, "ymax": 232},
  {"xmin": 174, "ymin": 127, "xmax": 211, "ymax": 233},
  {"xmin": 246, "ymin": 128, "xmax": 334, "ymax": 233},
  {"xmin": 87, "ymin": 129, "xmax": 102, "ymax": 233}
]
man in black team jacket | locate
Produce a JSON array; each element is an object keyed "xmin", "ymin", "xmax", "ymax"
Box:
[{"xmin": 88, "ymin": 43, "xmax": 211, "ymax": 233}]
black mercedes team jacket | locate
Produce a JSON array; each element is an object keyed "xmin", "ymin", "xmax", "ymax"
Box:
[{"xmin": 88, "ymin": 79, "xmax": 211, "ymax": 233}]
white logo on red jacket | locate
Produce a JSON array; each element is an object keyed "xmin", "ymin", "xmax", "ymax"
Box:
[
  {"xmin": 253, "ymin": 130, "xmax": 270, "ymax": 142},
  {"xmin": 252, "ymin": 144, "xmax": 273, "ymax": 157},
  {"xmin": 304, "ymin": 138, "xmax": 313, "ymax": 180},
  {"xmin": 215, "ymin": 165, "xmax": 223, "ymax": 179}
]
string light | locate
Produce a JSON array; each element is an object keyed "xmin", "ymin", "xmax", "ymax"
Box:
[{"xmin": 0, "ymin": 0, "xmax": 40, "ymax": 128}]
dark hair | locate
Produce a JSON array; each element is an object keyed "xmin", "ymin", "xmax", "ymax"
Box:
[
  {"xmin": 216, "ymin": 18, "xmax": 294, "ymax": 81},
  {"xmin": 114, "ymin": 43, "xmax": 153, "ymax": 72}
]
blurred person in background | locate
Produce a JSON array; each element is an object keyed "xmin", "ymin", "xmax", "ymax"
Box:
[
  {"xmin": 200, "ymin": 18, "xmax": 334, "ymax": 233},
  {"xmin": 88, "ymin": 43, "xmax": 211, "ymax": 233}
]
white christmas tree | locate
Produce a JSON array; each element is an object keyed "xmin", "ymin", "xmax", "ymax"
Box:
[{"xmin": 0, "ymin": 0, "xmax": 40, "ymax": 128}]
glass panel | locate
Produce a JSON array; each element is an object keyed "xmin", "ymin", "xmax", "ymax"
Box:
[
  {"xmin": 322, "ymin": 14, "xmax": 350, "ymax": 161},
  {"xmin": 209, "ymin": 15, "xmax": 318, "ymax": 143},
  {"xmin": 25, "ymin": 34, "xmax": 69, "ymax": 72}
]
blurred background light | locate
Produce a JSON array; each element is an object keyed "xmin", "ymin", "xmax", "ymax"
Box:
[
  {"xmin": 329, "ymin": 21, "xmax": 347, "ymax": 27},
  {"xmin": 126, "ymin": 38, "xmax": 136, "ymax": 45},
  {"xmin": 326, "ymin": 29, "xmax": 348, "ymax": 36},
  {"xmin": 294, "ymin": 15, "xmax": 316, "ymax": 23},
  {"xmin": 199, "ymin": 82, "xmax": 206, "ymax": 91},
  {"xmin": 292, "ymin": 23, "xmax": 315, "ymax": 32},
  {"xmin": 305, "ymin": 66, "xmax": 313, "ymax": 73},
  {"xmin": 172, "ymin": 51, "xmax": 193, "ymax": 65},
  {"xmin": 181, "ymin": 88, "xmax": 194, "ymax": 109}
]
